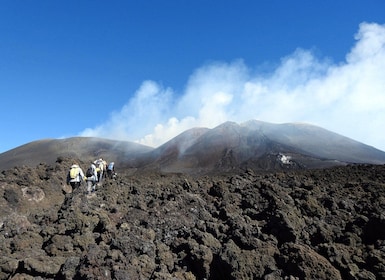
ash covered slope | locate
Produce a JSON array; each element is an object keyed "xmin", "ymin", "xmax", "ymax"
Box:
[
  {"xmin": 0, "ymin": 137, "xmax": 153, "ymax": 171},
  {"xmin": 1, "ymin": 120, "xmax": 385, "ymax": 173},
  {"xmin": 245, "ymin": 120, "xmax": 385, "ymax": 163},
  {"xmin": 144, "ymin": 120, "xmax": 385, "ymax": 173},
  {"xmin": 1, "ymin": 158, "xmax": 385, "ymax": 279}
]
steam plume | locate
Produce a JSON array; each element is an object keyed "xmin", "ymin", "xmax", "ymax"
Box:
[{"xmin": 81, "ymin": 22, "xmax": 385, "ymax": 151}]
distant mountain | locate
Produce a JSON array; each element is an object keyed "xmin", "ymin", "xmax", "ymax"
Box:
[
  {"xmin": 1, "ymin": 120, "xmax": 385, "ymax": 173},
  {"xmin": 140, "ymin": 120, "xmax": 385, "ymax": 173},
  {"xmin": 0, "ymin": 137, "xmax": 153, "ymax": 171}
]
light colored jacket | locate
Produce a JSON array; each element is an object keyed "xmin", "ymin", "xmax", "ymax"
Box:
[
  {"xmin": 88, "ymin": 163, "xmax": 98, "ymax": 182},
  {"xmin": 67, "ymin": 164, "xmax": 85, "ymax": 183},
  {"xmin": 94, "ymin": 159, "xmax": 107, "ymax": 172}
]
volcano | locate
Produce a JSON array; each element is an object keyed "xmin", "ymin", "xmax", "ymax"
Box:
[
  {"xmin": 1, "ymin": 120, "xmax": 385, "ymax": 173},
  {"xmin": 1, "ymin": 120, "xmax": 385, "ymax": 279}
]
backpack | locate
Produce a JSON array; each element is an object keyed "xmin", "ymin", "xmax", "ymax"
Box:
[
  {"xmin": 86, "ymin": 166, "xmax": 94, "ymax": 177},
  {"xmin": 69, "ymin": 167, "xmax": 78, "ymax": 179}
]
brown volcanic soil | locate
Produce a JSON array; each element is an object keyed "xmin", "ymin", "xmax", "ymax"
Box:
[{"xmin": 0, "ymin": 158, "xmax": 385, "ymax": 279}]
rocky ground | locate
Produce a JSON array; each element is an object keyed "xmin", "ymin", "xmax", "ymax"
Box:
[{"xmin": 0, "ymin": 157, "xmax": 385, "ymax": 279}]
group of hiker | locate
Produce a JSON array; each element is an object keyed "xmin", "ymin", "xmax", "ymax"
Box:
[{"xmin": 66, "ymin": 158, "xmax": 116, "ymax": 195}]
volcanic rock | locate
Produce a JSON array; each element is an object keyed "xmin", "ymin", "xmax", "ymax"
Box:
[{"xmin": 0, "ymin": 157, "xmax": 385, "ymax": 279}]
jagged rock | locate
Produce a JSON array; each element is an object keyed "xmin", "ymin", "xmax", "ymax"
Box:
[
  {"xmin": 0, "ymin": 256, "xmax": 19, "ymax": 280},
  {"xmin": 23, "ymin": 255, "xmax": 66, "ymax": 276},
  {"xmin": 59, "ymin": 256, "xmax": 80, "ymax": 280},
  {"xmin": 278, "ymin": 243, "xmax": 342, "ymax": 279},
  {"xmin": 0, "ymin": 158, "xmax": 385, "ymax": 279}
]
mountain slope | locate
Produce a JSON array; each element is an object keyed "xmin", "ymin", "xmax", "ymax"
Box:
[
  {"xmin": 242, "ymin": 120, "xmax": 385, "ymax": 163},
  {"xmin": 142, "ymin": 120, "xmax": 385, "ymax": 173},
  {"xmin": 1, "ymin": 120, "xmax": 385, "ymax": 173},
  {"xmin": 1, "ymin": 158, "xmax": 385, "ymax": 278},
  {"xmin": 0, "ymin": 137, "xmax": 153, "ymax": 171}
]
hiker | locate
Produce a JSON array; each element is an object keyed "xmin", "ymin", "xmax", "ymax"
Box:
[
  {"xmin": 85, "ymin": 163, "xmax": 98, "ymax": 194},
  {"xmin": 102, "ymin": 159, "xmax": 108, "ymax": 179},
  {"xmin": 107, "ymin": 161, "xmax": 115, "ymax": 179},
  {"xmin": 67, "ymin": 164, "xmax": 85, "ymax": 189},
  {"xmin": 94, "ymin": 158, "xmax": 106, "ymax": 183}
]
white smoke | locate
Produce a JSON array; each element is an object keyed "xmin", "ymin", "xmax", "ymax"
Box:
[{"xmin": 81, "ymin": 22, "xmax": 385, "ymax": 151}]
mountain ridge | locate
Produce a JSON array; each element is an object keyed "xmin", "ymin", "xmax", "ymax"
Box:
[
  {"xmin": 143, "ymin": 120, "xmax": 385, "ymax": 173},
  {"xmin": 1, "ymin": 120, "xmax": 385, "ymax": 172}
]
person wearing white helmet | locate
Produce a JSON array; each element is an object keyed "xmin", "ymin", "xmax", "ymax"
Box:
[
  {"xmin": 66, "ymin": 163, "xmax": 85, "ymax": 190},
  {"xmin": 94, "ymin": 158, "xmax": 106, "ymax": 184}
]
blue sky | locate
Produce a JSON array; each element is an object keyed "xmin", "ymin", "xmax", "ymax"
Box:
[{"xmin": 1, "ymin": 1, "xmax": 385, "ymax": 153}]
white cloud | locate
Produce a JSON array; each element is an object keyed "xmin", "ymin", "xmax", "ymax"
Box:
[
  {"xmin": 81, "ymin": 22, "xmax": 385, "ymax": 152},
  {"xmin": 81, "ymin": 80, "xmax": 173, "ymax": 142}
]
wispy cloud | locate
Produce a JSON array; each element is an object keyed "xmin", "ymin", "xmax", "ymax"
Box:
[{"xmin": 81, "ymin": 22, "xmax": 385, "ymax": 151}]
